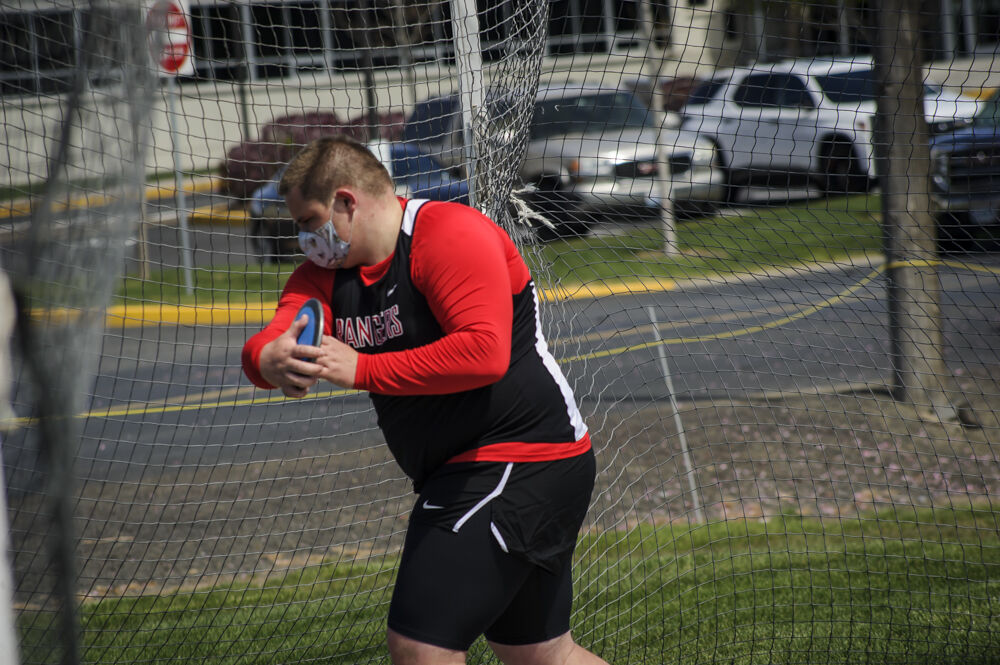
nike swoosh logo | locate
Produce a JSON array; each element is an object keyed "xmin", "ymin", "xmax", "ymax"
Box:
[
  {"xmin": 422, "ymin": 501, "xmax": 445, "ymax": 510},
  {"xmin": 387, "ymin": 284, "xmax": 398, "ymax": 297}
]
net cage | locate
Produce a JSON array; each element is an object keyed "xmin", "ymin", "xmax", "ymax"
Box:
[{"xmin": 1, "ymin": 0, "xmax": 1000, "ymax": 663}]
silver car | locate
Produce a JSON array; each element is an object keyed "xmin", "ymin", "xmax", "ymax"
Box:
[{"xmin": 402, "ymin": 84, "xmax": 726, "ymax": 238}]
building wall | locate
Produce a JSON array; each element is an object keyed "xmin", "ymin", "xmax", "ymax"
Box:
[{"xmin": 1, "ymin": 53, "xmax": 653, "ymax": 192}]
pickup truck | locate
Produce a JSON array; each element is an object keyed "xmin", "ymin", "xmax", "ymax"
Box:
[{"xmin": 929, "ymin": 91, "xmax": 1000, "ymax": 249}]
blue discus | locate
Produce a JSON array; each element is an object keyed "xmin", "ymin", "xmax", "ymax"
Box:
[{"xmin": 294, "ymin": 298, "xmax": 324, "ymax": 359}]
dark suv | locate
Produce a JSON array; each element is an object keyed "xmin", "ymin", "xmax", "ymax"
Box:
[{"xmin": 929, "ymin": 92, "xmax": 1000, "ymax": 248}]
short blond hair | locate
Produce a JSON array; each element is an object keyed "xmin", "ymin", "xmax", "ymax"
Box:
[{"xmin": 278, "ymin": 135, "xmax": 394, "ymax": 203}]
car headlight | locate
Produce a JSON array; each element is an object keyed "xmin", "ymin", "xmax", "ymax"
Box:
[{"xmin": 929, "ymin": 117, "xmax": 974, "ymax": 134}]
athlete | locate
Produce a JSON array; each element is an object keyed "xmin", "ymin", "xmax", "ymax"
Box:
[{"xmin": 242, "ymin": 136, "xmax": 608, "ymax": 665}]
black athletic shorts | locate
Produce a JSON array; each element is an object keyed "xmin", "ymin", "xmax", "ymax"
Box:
[{"xmin": 387, "ymin": 449, "xmax": 596, "ymax": 651}]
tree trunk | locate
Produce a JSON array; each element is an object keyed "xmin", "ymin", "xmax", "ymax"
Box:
[{"xmin": 874, "ymin": 0, "xmax": 958, "ymax": 421}]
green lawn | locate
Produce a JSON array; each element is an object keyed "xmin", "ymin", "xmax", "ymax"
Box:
[
  {"xmin": 115, "ymin": 194, "xmax": 884, "ymax": 306},
  {"xmin": 21, "ymin": 507, "xmax": 999, "ymax": 664},
  {"xmin": 116, "ymin": 262, "xmax": 294, "ymax": 306},
  {"xmin": 530, "ymin": 193, "xmax": 882, "ymax": 286}
]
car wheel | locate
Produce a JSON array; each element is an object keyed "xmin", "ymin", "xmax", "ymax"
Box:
[
  {"xmin": 821, "ymin": 141, "xmax": 869, "ymax": 195},
  {"xmin": 527, "ymin": 176, "xmax": 589, "ymax": 242},
  {"xmin": 936, "ymin": 212, "xmax": 978, "ymax": 253},
  {"xmin": 711, "ymin": 144, "xmax": 743, "ymax": 206}
]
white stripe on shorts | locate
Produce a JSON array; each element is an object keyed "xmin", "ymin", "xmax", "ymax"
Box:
[
  {"xmin": 452, "ymin": 462, "xmax": 513, "ymax": 533},
  {"xmin": 490, "ymin": 522, "xmax": 509, "ymax": 552}
]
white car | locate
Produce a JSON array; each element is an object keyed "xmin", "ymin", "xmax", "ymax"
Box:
[{"xmin": 680, "ymin": 57, "xmax": 984, "ymax": 199}]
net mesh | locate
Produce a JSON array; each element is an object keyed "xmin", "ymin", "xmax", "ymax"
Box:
[{"xmin": 3, "ymin": 1, "xmax": 1000, "ymax": 663}]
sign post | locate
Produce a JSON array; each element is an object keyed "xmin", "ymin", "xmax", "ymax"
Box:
[{"xmin": 147, "ymin": 0, "xmax": 195, "ymax": 294}]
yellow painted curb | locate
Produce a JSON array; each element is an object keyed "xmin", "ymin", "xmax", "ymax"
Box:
[
  {"xmin": 144, "ymin": 176, "xmax": 218, "ymax": 202},
  {"xmin": 100, "ymin": 278, "xmax": 678, "ymax": 328},
  {"xmin": 104, "ymin": 302, "xmax": 276, "ymax": 328},
  {"xmin": 188, "ymin": 204, "xmax": 250, "ymax": 226},
  {"xmin": 0, "ymin": 176, "xmax": 219, "ymax": 220},
  {"xmin": 537, "ymin": 277, "xmax": 677, "ymax": 301}
]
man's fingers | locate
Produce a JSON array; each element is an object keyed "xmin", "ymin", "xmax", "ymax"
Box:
[
  {"xmin": 294, "ymin": 343, "xmax": 321, "ymax": 362},
  {"xmin": 283, "ymin": 363, "xmax": 319, "ymax": 396},
  {"xmin": 282, "ymin": 384, "xmax": 307, "ymax": 398},
  {"xmin": 286, "ymin": 313, "xmax": 309, "ymax": 338},
  {"xmin": 289, "ymin": 356, "xmax": 321, "ymax": 377}
]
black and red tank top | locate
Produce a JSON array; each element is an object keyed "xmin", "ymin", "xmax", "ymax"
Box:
[{"xmin": 330, "ymin": 199, "xmax": 589, "ymax": 487}]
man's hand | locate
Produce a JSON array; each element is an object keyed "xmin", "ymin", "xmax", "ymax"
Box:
[
  {"xmin": 315, "ymin": 334, "xmax": 359, "ymax": 389},
  {"xmin": 258, "ymin": 315, "xmax": 323, "ymax": 398}
]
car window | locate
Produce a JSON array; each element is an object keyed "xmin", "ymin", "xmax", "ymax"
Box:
[
  {"xmin": 733, "ymin": 73, "xmax": 814, "ymax": 108},
  {"xmin": 734, "ymin": 74, "xmax": 776, "ymax": 107},
  {"xmin": 686, "ymin": 78, "xmax": 725, "ymax": 106},
  {"xmin": 814, "ymin": 68, "xmax": 876, "ymax": 103},
  {"xmin": 974, "ymin": 94, "xmax": 1000, "ymax": 126},
  {"xmin": 402, "ymin": 97, "xmax": 458, "ymax": 143},
  {"xmin": 529, "ymin": 92, "xmax": 653, "ymax": 140},
  {"xmin": 777, "ymin": 75, "xmax": 815, "ymax": 108}
]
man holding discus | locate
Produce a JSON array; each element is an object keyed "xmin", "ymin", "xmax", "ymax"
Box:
[{"xmin": 242, "ymin": 136, "xmax": 608, "ymax": 665}]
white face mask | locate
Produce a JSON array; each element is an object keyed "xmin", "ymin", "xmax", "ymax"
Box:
[{"xmin": 299, "ymin": 214, "xmax": 351, "ymax": 269}]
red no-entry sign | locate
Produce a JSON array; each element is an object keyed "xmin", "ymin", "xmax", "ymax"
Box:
[{"xmin": 146, "ymin": 0, "xmax": 194, "ymax": 76}]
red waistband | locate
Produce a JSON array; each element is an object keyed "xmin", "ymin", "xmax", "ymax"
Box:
[{"xmin": 446, "ymin": 432, "xmax": 591, "ymax": 464}]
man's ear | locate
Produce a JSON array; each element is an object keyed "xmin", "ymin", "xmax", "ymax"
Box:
[{"xmin": 333, "ymin": 187, "xmax": 358, "ymax": 211}]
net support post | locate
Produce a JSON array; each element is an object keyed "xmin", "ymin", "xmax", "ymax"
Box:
[
  {"xmin": 640, "ymin": 0, "xmax": 678, "ymax": 256},
  {"xmin": 0, "ymin": 272, "xmax": 20, "ymax": 665},
  {"xmin": 166, "ymin": 76, "xmax": 195, "ymax": 295},
  {"xmin": 648, "ymin": 306, "xmax": 705, "ymax": 524},
  {"xmin": 450, "ymin": 0, "xmax": 484, "ymax": 211}
]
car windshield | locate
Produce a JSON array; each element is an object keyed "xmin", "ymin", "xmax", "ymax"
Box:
[
  {"xmin": 530, "ymin": 92, "xmax": 653, "ymax": 140},
  {"xmin": 815, "ymin": 69, "xmax": 876, "ymax": 103}
]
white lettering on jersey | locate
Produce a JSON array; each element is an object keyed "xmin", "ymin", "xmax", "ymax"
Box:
[{"xmin": 335, "ymin": 304, "xmax": 404, "ymax": 349}]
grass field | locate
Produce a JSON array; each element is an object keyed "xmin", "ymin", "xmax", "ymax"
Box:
[
  {"xmin": 17, "ymin": 508, "xmax": 996, "ymax": 665},
  {"xmin": 573, "ymin": 508, "xmax": 1000, "ymax": 664},
  {"xmin": 114, "ymin": 194, "xmax": 883, "ymax": 305}
]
